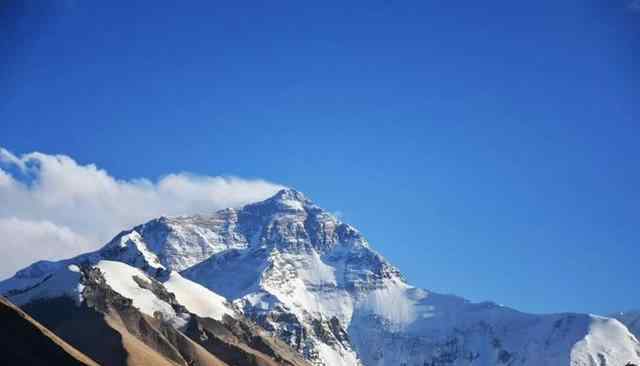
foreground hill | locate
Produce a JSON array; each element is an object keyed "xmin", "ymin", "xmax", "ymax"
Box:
[
  {"xmin": 2, "ymin": 189, "xmax": 639, "ymax": 366},
  {"xmin": 0, "ymin": 296, "xmax": 99, "ymax": 366}
]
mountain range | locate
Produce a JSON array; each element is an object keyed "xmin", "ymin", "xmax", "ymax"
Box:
[{"xmin": 1, "ymin": 188, "xmax": 638, "ymax": 366}]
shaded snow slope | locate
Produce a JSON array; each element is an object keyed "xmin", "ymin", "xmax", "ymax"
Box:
[{"xmin": 612, "ymin": 310, "xmax": 640, "ymax": 341}]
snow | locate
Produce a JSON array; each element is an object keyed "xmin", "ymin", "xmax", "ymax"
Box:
[
  {"xmin": 163, "ymin": 271, "xmax": 234, "ymax": 321},
  {"xmin": 296, "ymin": 250, "xmax": 336, "ymax": 285},
  {"xmin": 571, "ymin": 315, "xmax": 640, "ymax": 366},
  {"xmin": 96, "ymin": 260, "xmax": 188, "ymax": 328},
  {"xmin": 359, "ymin": 281, "xmax": 417, "ymax": 327},
  {"xmin": 9, "ymin": 264, "xmax": 84, "ymax": 306},
  {"xmin": 182, "ymin": 248, "xmax": 268, "ymax": 300},
  {"xmin": 278, "ymin": 199, "xmax": 304, "ymax": 211},
  {"xmin": 138, "ymin": 214, "xmax": 249, "ymax": 272},
  {"xmin": 611, "ymin": 310, "xmax": 640, "ymax": 340},
  {"xmin": 0, "ymin": 260, "xmax": 65, "ymax": 295},
  {"xmin": 260, "ymin": 250, "xmax": 355, "ymax": 324},
  {"xmin": 315, "ymin": 342, "xmax": 361, "ymax": 366},
  {"xmin": 117, "ymin": 231, "xmax": 165, "ymax": 270}
]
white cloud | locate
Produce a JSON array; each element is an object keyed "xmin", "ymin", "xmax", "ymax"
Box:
[
  {"xmin": 0, "ymin": 218, "xmax": 93, "ymax": 277},
  {"xmin": 0, "ymin": 147, "xmax": 284, "ymax": 279}
]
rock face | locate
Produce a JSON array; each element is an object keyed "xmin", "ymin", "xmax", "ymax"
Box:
[{"xmin": 2, "ymin": 188, "xmax": 640, "ymax": 366}]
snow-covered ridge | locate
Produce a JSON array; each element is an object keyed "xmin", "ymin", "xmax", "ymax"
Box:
[
  {"xmin": 95, "ymin": 260, "xmax": 189, "ymax": 328},
  {"xmin": 1, "ymin": 188, "xmax": 639, "ymax": 366},
  {"xmin": 612, "ymin": 310, "xmax": 640, "ymax": 339},
  {"xmin": 164, "ymin": 270, "xmax": 236, "ymax": 321},
  {"xmin": 4, "ymin": 258, "xmax": 237, "ymax": 326}
]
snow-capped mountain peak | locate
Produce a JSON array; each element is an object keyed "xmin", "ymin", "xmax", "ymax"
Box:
[
  {"xmin": 267, "ymin": 187, "xmax": 311, "ymax": 207},
  {"xmin": 2, "ymin": 188, "xmax": 639, "ymax": 366}
]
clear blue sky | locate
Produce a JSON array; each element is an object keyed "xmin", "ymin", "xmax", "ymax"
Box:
[{"xmin": 1, "ymin": 1, "xmax": 638, "ymax": 315}]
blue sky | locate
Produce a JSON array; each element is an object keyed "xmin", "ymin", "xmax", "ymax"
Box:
[{"xmin": 1, "ymin": 1, "xmax": 638, "ymax": 315}]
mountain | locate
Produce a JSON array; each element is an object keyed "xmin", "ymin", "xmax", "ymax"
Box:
[
  {"xmin": 2, "ymin": 188, "xmax": 639, "ymax": 366},
  {"xmin": 2, "ymin": 259, "xmax": 310, "ymax": 366},
  {"xmin": 0, "ymin": 295, "xmax": 99, "ymax": 366}
]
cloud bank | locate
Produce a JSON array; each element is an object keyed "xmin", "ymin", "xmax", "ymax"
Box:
[{"xmin": 0, "ymin": 148, "xmax": 284, "ymax": 279}]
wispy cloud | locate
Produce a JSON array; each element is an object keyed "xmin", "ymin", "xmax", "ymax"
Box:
[{"xmin": 0, "ymin": 147, "xmax": 284, "ymax": 279}]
